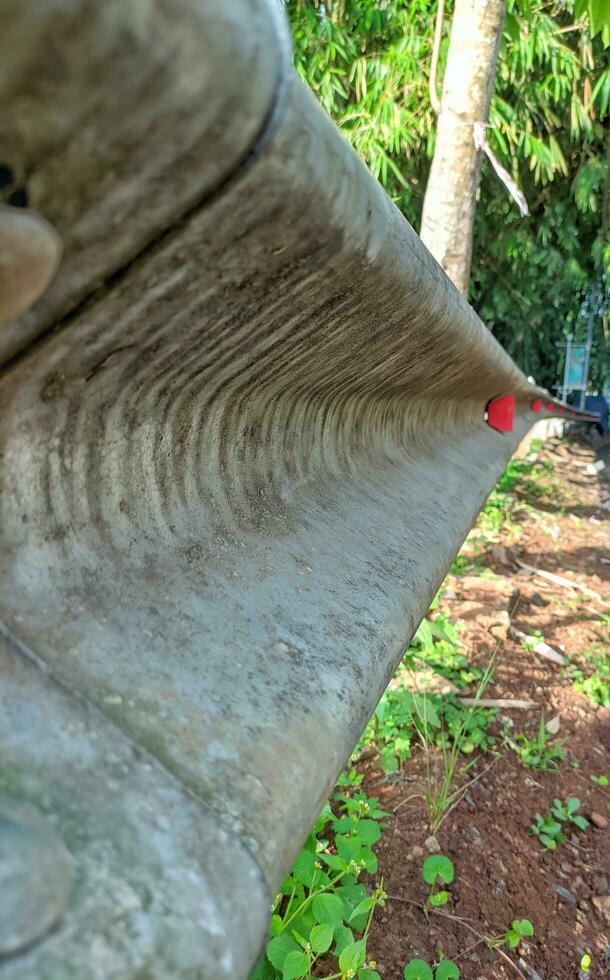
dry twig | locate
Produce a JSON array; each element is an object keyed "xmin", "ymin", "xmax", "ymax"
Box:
[
  {"xmin": 514, "ymin": 558, "xmax": 604, "ymax": 603},
  {"xmin": 456, "ymin": 696, "xmax": 537, "ymax": 709}
]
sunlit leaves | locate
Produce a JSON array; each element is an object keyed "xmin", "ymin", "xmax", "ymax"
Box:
[{"xmin": 287, "ymin": 2, "xmax": 610, "ymax": 389}]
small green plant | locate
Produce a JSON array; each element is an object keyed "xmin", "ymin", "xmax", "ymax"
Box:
[
  {"xmin": 404, "ymin": 856, "xmax": 532, "ymax": 978},
  {"xmin": 412, "ymin": 607, "xmax": 460, "ymax": 653},
  {"xmin": 403, "ymin": 958, "xmax": 460, "ymax": 979},
  {"xmin": 434, "ymin": 964, "xmax": 460, "ymax": 980},
  {"xmin": 420, "ymin": 655, "xmax": 497, "ymax": 833},
  {"xmin": 503, "ymin": 919, "xmax": 534, "ymax": 949},
  {"xmin": 508, "ymin": 714, "xmax": 565, "ymax": 771},
  {"xmin": 479, "ymin": 491, "xmax": 522, "ymax": 535},
  {"xmin": 436, "ymin": 699, "xmax": 497, "ymax": 755},
  {"xmin": 529, "ymin": 797, "xmax": 588, "ymax": 850},
  {"xmin": 550, "ymin": 797, "xmax": 589, "ymax": 831},
  {"xmin": 485, "ymin": 916, "xmax": 535, "ymax": 958},
  {"xmin": 404, "ymin": 960, "xmax": 433, "ymax": 980},
  {"xmin": 359, "ymin": 605, "xmax": 496, "ymax": 781},
  {"xmin": 422, "ymin": 855, "xmax": 454, "ymax": 908},
  {"xmin": 403, "ymin": 609, "xmax": 483, "ymax": 691},
  {"xmin": 591, "ymin": 774, "xmax": 608, "ymax": 786},
  {"xmin": 529, "ymin": 810, "xmax": 565, "ymax": 850},
  {"xmin": 251, "ymin": 791, "xmax": 388, "ymax": 979},
  {"xmin": 336, "ymin": 768, "xmax": 364, "ymax": 789},
  {"xmin": 400, "ymin": 858, "xmax": 459, "ymax": 976},
  {"xmin": 575, "ymin": 670, "xmax": 610, "ymax": 708},
  {"xmin": 362, "ymin": 688, "xmax": 430, "ymax": 773},
  {"xmin": 564, "ymin": 643, "xmax": 610, "ymax": 709},
  {"xmin": 450, "ymin": 552, "xmax": 483, "ymax": 576},
  {"xmin": 521, "ymin": 629, "xmax": 544, "ymax": 652},
  {"xmin": 474, "ymin": 454, "xmax": 553, "ymax": 537}
]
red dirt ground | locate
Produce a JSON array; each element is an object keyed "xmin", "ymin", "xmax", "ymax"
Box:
[{"xmin": 362, "ymin": 436, "xmax": 610, "ymax": 980}]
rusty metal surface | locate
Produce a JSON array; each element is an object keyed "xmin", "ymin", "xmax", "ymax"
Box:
[{"xmin": 0, "ymin": 2, "xmax": 583, "ymax": 977}]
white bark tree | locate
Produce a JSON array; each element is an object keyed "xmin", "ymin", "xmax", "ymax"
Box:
[{"xmin": 421, "ymin": 0, "xmax": 507, "ymax": 296}]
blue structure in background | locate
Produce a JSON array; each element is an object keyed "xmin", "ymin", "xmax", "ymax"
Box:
[{"xmin": 584, "ymin": 393, "xmax": 609, "ymax": 432}]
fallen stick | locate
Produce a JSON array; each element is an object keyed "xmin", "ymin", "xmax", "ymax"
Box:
[
  {"xmin": 508, "ymin": 625, "xmax": 566, "ymax": 665},
  {"xmin": 456, "ymin": 697, "xmax": 537, "ymax": 709},
  {"xmin": 514, "ymin": 558, "xmax": 604, "ymax": 603},
  {"xmin": 584, "ymin": 604, "xmax": 608, "ymax": 619}
]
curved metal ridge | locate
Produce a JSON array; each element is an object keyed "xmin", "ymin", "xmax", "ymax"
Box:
[
  {"xmin": 0, "ymin": 2, "xmax": 587, "ymax": 977},
  {"xmin": 0, "ymin": 0, "xmax": 290, "ymax": 365}
]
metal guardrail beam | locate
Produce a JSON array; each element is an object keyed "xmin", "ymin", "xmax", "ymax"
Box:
[
  {"xmin": 0, "ymin": 2, "xmax": 596, "ymax": 978},
  {"xmin": 0, "ymin": 0, "xmax": 289, "ymax": 365}
]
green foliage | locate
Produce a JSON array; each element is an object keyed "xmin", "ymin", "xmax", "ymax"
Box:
[
  {"xmin": 408, "ymin": 645, "xmax": 482, "ymax": 692},
  {"xmin": 528, "ymin": 811, "xmax": 566, "ymax": 849},
  {"xmin": 405, "ymin": 856, "xmax": 534, "ymax": 976},
  {"xmin": 403, "ymin": 959, "xmax": 460, "ymax": 980},
  {"xmin": 354, "ymin": 596, "xmax": 497, "ymax": 847},
  {"xmin": 422, "ymin": 854, "xmax": 455, "ymax": 886},
  {"xmin": 435, "ymin": 699, "xmax": 497, "ymax": 756},
  {"xmin": 449, "ymin": 552, "xmax": 485, "ymax": 576},
  {"xmin": 564, "ymin": 642, "xmax": 610, "ymax": 708},
  {"xmin": 435, "ymin": 963, "xmax": 460, "ymax": 980},
  {"xmin": 508, "ymin": 713, "xmax": 566, "ymax": 771},
  {"xmin": 590, "ymin": 773, "xmax": 608, "ymax": 786},
  {"xmin": 410, "ymin": 624, "xmax": 497, "ymax": 831},
  {"xmin": 404, "ymin": 961, "xmax": 434, "ymax": 980},
  {"xmin": 550, "ymin": 796, "xmax": 589, "ymax": 830},
  {"xmin": 428, "ymin": 890, "xmax": 449, "ymax": 908},
  {"xmin": 477, "ymin": 493, "xmax": 521, "ymax": 536},
  {"xmin": 286, "ymin": 0, "xmax": 610, "ymax": 391},
  {"xmin": 504, "ymin": 918, "xmax": 535, "ymax": 949},
  {"xmin": 413, "ymin": 610, "xmax": 461, "ymax": 654},
  {"xmin": 364, "ymin": 688, "xmax": 432, "ymax": 773},
  {"xmin": 336, "ymin": 767, "xmax": 364, "ymax": 790},
  {"xmin": 422, "ymin": 854, "xmax": 455, "ymax": 909},
  {"xmin": 475, "ymin": 453, "xmax": 555, "ymax": 540},
  {"xmin": 521, "ymin": 629, "xmax": 544, "ymax": 652},
  {"xmin": 287, "ymin": 0, "xmax": 435, "ymax": 220},
  {"xmin": 576, "ymin": 0, "xmax": 610, "ymax": 44},
  {"xmin": 486, "ymin": 914, "xmax": 537, "ymax": 954},
  {"xmin": 529, "ymin": 796, "xmax": 589, "ymax": 848},
  {"xmin": 353, "ymin": 592, "xmax": 497, "ymax": 837},
  {"xmin": 251, "ymin": 790, "xmax": 388, "ymax": 979},
  {"xmin": 359, "ymin": 619, "xmax": 497, "ymax": 775},
  {"xmin": 473, "ymin": 1, "xmax": 610, "ymax": 389}
]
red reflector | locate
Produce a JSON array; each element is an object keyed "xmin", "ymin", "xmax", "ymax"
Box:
[
  {"xmin": 559, "ymin": 406, "xmax": 565, "ymax": 414},
  {"xmin": 486, "ymin": 394, "xmax": 515, "ymax": 432},
  {"xmin": 532, "ymin": 399, "xmax": 542, "ymax": 412},
  {"xmin": 546, "ymin": 402, "xmax": 554, "ymax": 411}
]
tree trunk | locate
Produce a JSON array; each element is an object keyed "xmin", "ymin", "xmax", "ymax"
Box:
[{"xmin": 420, "ymin": 0, "xmax": 507, "ymax": 296}]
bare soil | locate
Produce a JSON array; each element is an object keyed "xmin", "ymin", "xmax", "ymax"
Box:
[{"xmin": 363, "ymin": 436, "xmax": 610, "ymax": 980}]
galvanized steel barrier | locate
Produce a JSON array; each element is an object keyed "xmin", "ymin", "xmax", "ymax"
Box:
[{"xmin": 0, "ymin": 2, "xmax": 596, "ymax": 977}]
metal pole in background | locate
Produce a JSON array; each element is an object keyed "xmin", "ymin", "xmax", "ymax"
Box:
[
  {"xmin": 561, "ymin": 332, "xmax": 573, "ymax": 402},
  {"xmin": 580, "ymin": 313, "xmax": 593, "ymax": 409}
]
